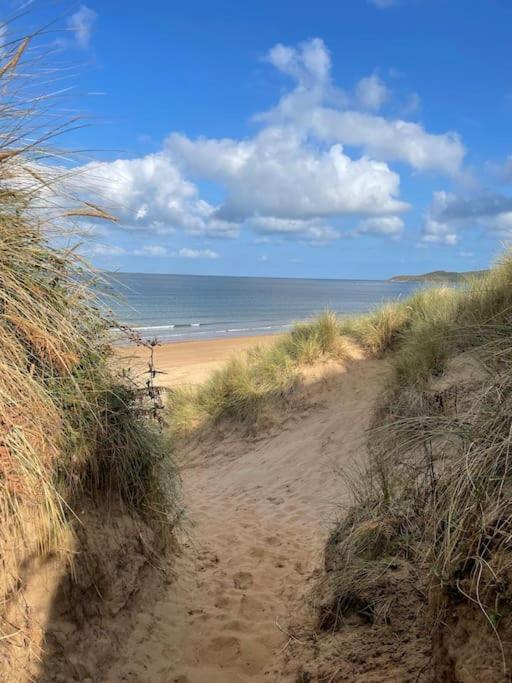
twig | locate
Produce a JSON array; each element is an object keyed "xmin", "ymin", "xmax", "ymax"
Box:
[{"xmin": 274, "ymin": 616, "xmax": 307, "ymax": 645}]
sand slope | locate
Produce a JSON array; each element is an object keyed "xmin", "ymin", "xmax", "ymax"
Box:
[{"xmin": 105, "ymin": 357, "xmax": 387, "ymax": 682}]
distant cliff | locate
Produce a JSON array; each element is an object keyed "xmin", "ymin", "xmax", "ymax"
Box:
[{"xmin": 388, "ymin": 269, "xmax": 488, "ymax": 283}]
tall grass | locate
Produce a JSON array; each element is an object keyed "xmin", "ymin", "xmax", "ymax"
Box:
[
  {"xmin": 0, "ymin": 19, "xmax": 179, "ymax": 626},
  {"xmin": 168, "ymin": 311, "xmax": 351, "ymax": 433},
  {"xmin": 320, "ymin": 253, "xmax": 512, "ymax": 672}
]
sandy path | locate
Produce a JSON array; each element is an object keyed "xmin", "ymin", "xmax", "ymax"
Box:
[
  {"xmin": 116, "ymin": 335, "xmax": 280, "ymax": 387},
  {"xmin": 105, "ymin": 358, "xmax": 386, "ymax": 682}
]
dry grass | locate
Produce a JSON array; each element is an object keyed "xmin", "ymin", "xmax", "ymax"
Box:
[
  {"xmin": 321, "ymin": 253, "xmax": 512, "ymax": 672},
  {"xmin": 0, "ymin": 20, "xmax": 179, "ymax": 643},
  {"xmin": 167, "ymin": 311, "xmax": 350, "ymax": 434}
]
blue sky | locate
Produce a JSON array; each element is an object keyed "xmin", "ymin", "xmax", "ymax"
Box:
[{"xmin": 12, "ymin": 0, "xmax": 512, "ymax": 279}]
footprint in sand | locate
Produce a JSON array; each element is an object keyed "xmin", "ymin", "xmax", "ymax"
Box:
[
  {"xmin": 249, "ymin": 546, "xmax": 266, "ymax": 559},
  {"xmin": 266, "ymin": 496, "xmax": 285, "ymax": 505},
  {"xmin": 205, "ymin": 636, "xmax": 241, "ymax": 664},
  {"xmin": 233, "ymin": 571, "xmax": 253, "ymax": 589},
  {"xmin": 265, "ymin": 535, "xmax": 281, "ymax": 547}
]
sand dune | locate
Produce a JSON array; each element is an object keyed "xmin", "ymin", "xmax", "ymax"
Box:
[
  {"xmin": 116, "ymin": 335, "xmax": 280, "ymax": 388},
  {"xmin": 105, "ymin": 356, "xmax": 386, "ymax": 682}
]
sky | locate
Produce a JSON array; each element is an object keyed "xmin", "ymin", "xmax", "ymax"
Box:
[{"xmin": 8, "ymin": 0, "xmax": 512, "ymax": 279}]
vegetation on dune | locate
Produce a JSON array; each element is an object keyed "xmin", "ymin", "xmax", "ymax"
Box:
[
  {"xmin": 167, "ymin": 311, "xmax": 351, "ymax": 433},
  {"xmin": 0, "ymin": 20, "xmax": 179, "ymax": 654},
  {"xmin": 166, "ymin": 281, "xmax": 481, "ymax": 435},
  {"xmin": 319, "ymin": 254, "xmax": 512, "ymax": 676},
  {"xmin": 1, "ymin": 217, "xmax": 179, "ymax": 547}
]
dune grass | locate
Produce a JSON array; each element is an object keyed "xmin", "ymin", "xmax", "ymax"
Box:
[
  {"xmin": 0, "ymin": 24, "xmax": 180, "ymax": 631},
  {"xmin": 167, "ymin": 311, "xmax": 351, "ymax": 433},
  {"xmin": 165, "ymin": 279, "xmax": 477, "ymax": 436},
  {"xmin": 319, "ymin": 254, "xmax": 512, "ymax": 669}
]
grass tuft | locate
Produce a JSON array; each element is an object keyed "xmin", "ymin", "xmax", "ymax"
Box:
[
  {"xmin": 167, "ymin": 312, "xmax": 352, "ymax": 434},
  {"xmin": 0, "ymin": 22, "xmax": 180, "ymax": 633},
  {"xmin": 322, "ymin": 251, "xmax": 512, "ymax": 670}
]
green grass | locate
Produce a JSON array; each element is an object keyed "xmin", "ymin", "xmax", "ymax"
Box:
[
  {"xmin": 0, "ymin": 27, "xmax": 180, "ymax": 616},
  {"xmin": 167, "ymin": 311, "xmax": 351, "ymax": 434},
  {"xmin": 320, "ymin": 252, "xmax": 512, "ymax": 662}
]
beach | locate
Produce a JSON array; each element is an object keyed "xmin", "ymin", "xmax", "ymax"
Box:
[{"xmin": 116, "ymin": 334, "xmax": 280, "ymax": 387}]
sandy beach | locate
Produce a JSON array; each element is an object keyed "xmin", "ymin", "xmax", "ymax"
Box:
[{"xmin": 116, "ymin": 334, "xmax": 281, "ymax": 388}]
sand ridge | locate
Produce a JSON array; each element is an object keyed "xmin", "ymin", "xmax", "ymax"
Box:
[{"xmin": 105, "ymin": 357, "xmax": 387, "ymax": 682}]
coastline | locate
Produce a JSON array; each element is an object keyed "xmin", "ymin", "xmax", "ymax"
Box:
[{"xmin": 116, "ymin": 334, "xmax": 280, "ymax": 387}]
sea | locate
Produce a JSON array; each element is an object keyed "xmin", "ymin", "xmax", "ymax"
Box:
[{"xmin": 103, "ymin": 272, "xmax": 421, "ymax": 344}]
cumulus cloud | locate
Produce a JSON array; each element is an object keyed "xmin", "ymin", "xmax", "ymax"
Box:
[
  {"xmin": 356, "ymin": 215, "xmax": 404, "ymax": 238},
  {"xmin": 355, "ymin": 74, "xmax": 389, "ymax": 111},
  {"xmin": 421, "ymin": 191, "xmax": 512, "ymax": 245},
  {"xmin": 167, "ymin": 129, "xmax": 407, "ymax": 222},
  {"xmin": 175, "ymin": 247, "xmax": 219, "ymax": 259},
  {"xmin": 248, "ymin": 216, "xmax": 340, "ymax": 243},
  {"xmin": 81, "ymin": 154, "xmax": 239, "ymax": 239},
  {"xmin": 260, "ymin": 39, "xmax": 465, "ymax": 175},
  {"xmin": 421, "ymin": 192, "xmax": 463, "ymax": 245},
  {"xmin": 88, "ymin": 243, "xmax": 126, "ymax": 256},
  {"xmin": 68, "ymin": 5, "xmax": 97, "ymax": 49},
  {"xmin": 133, "ymin": 245, "xmax": 219, "ymax": 259},
  {"xmin": 90, "ymin": 243, "xmax": 220, "ymax": 259},
  {"xmin": 77, "ymin": 37, "xmax": 467, "ymax": 250},
  {"xmin": 267, "ymin": 37, "xmax": 331, "ymax": 86},
  {"xmin": 133, "ymin": 245, "xmax": 169, "ymax": 257},
  {"xmin": 299, "ymin": 110, "xmax": 462, "ymax": 175}
]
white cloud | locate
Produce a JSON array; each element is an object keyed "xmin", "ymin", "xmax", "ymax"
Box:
[
  {"xmin": 175, "ymin": 248, "xmax": 219, "ymax": 259},
  {"xmin": 421, "ymin": 192, "xmax": 461, "ymax": 245},
  {"xmin": 248, "ymin": 216, "xmax": 340, "ymax": 243},
  {"xmin": 167, "ymin": 129, "xmax": 407, "ymax": 222},
  {"xmin": 267, "ymin": 37, "xmax": 331, "ymax": 86},
  {"xmin": 420, "ymin": 191, "xmax": 512, "ymax": 245},
  {"xmin": 260, "ymin": 39, "xmax": 465, "ymax": 175},
  {"xmin": 355, "ymin": 74, "xmax": 389, "ymax": 111},
  {"xmin": 307, "ymin": 111, "xmax": 463, "ymax": 175},
  {"xmin": 68, "ymin": 5, "xmax": 97, "ymax": 49},
  {"xmin": 133, "ymin": 245, "xmax": 169, "ymax": 257},
  {"xmin": 94, "ymin": 244, "xmax": 221, "ymax": 259},
  {"xmin": 80, "ymin": 154, "xmax": 239, "ymax": 239},
  {"xmin": 88, "ymin": 243, "xmax": 126, "ymax": 256},
  {"xmin": 76, "ymin": 37, "xmax": 467, "ymax": 251},
  {"xmin": 422, "ymin": 219, "xmax": 459, "ymax": 246},
  {"xmin": 356, "ymin": 215, "xmax": 404, "ymax": 238}
]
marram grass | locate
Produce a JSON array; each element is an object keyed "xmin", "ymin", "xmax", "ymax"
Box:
[
  {"xmin": 321, "ymin": 252, "xmax": 512, "ymax": 663},
  {"xmin": 167, "ymin": 311, "xmax": 350, "ymax": 433},
  {"xmin": 0, "ymin": 27, "xmax": 179, "ymax": 612}
]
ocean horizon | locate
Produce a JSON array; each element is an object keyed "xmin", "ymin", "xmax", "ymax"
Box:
[{"xmin": 103, "ymin": 271, "xmax": 421, "ymax": 343}]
